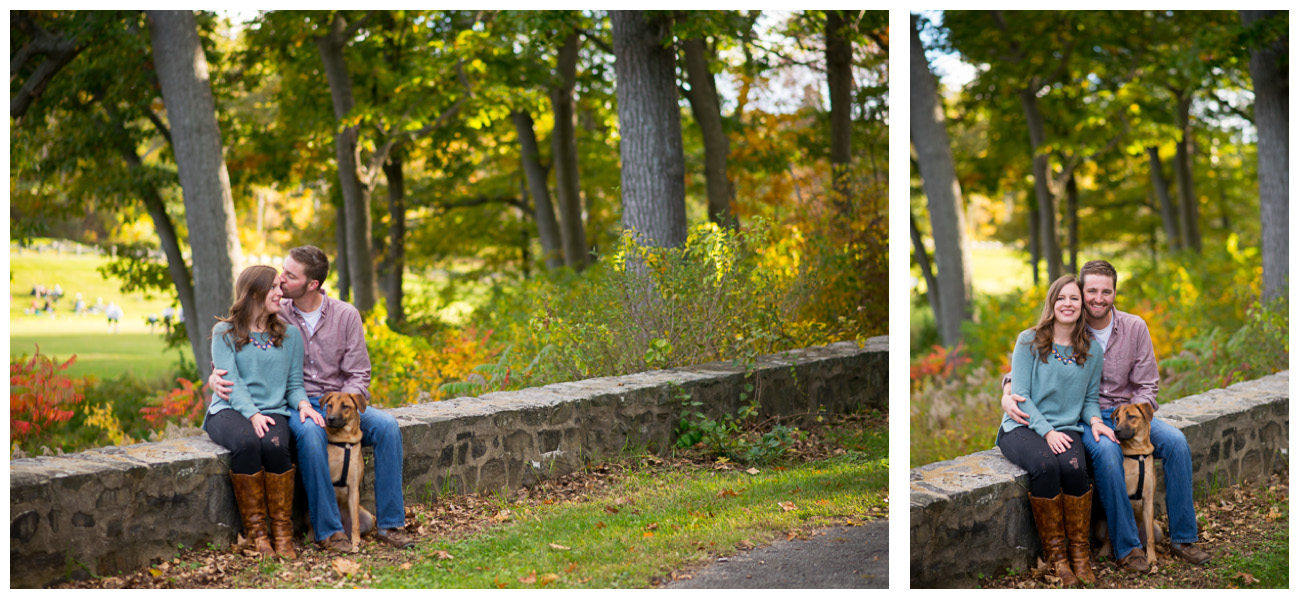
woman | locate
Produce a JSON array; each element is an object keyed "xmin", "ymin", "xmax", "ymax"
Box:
[
  {"xmin": 996, "ymin": 274, "xmax": 1111, "ymax": 585},
  {"xmin": 205, "ymin": 265, "xmax": 320, "ymax": 559}
]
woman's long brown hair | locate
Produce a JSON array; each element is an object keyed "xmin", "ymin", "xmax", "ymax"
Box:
[
  {"xmin": 1030, "ymin": 275, "xmax": 1092, "ymax": 366},
  {"xmin": 215, "ymin": 265, "xmax": 286, "ymax": 352}
]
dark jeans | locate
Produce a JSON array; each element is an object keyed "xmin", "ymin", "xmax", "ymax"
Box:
[
  {"xmin": 204, "ymin": 409, "xmax": 293, "ymax": 475},
  {"xmin": 997, "ymin": 426, "xmax": 1089, "ymax": 498}
]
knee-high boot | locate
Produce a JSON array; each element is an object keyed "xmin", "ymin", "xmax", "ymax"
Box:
[
  {"xmin": 1029, "ymin": 492, "xmax": 1078, "ymax": 586},
  {"xmin": 1063, "ymin": 487, "xmax": 1096, "ymax": 584},
  {"xmin": 265, "ymin": 467, "xmax": 298, "ymax": 559},
  {"xmin": 230, "ymin": 470, "xmax": 275, "ymax": 557}
]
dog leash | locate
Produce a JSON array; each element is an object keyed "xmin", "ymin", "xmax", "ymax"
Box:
[
  {"xmin": 330, "ymin": 441, "xmax": 354, "ymax": 488},
  {"xmin": 1124, "ymin": 454, "xmax": 1151, "ymax": 500}
]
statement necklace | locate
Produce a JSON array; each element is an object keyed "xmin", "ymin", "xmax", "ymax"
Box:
[
  {"xmin": 1050, "ymin": 345, "xmax": 1080, "ymax": 365},
  {"xmin": 249, "ymin": 331, "xmax": 275, "ymax": 350}
]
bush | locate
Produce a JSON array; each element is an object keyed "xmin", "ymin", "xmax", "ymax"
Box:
[{"xmin": 365, "ymin": 304, "xmax": 502, "ymax": 407}]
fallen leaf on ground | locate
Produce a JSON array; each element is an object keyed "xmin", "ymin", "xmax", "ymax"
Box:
[
  {"xmin": 1235, "ymin": 572, "xmax": 1259, "ymax": 585},
  {"xmin": 332, "ymin": 558, "xmax": 360, "ymax": 578},
  {"xmin": 518, "ymin": 571, "xmax": 537, "ymax": 584},
  {"xmin": 433, "ymin": 550, "xmax": 454, "ymax": 560},
  {"xmin": 538, "ymin": 573, "xmax": 560, "ymax": 586},
  {"xmin": 779, "ymin": 501, "xmax": 797, "ymax": 511},
  {"xmin": 717, "ymin": 488, "xmax": 739, "ymax": 498},
  {"xmin": 549, "ymin": 543, "xmax": 571, "ymax": 551},
  {"xmin": 400, "ymin": 563, "xmax": 412, "ymax": 570},
  {"xmin": 565, "ymin": 562, "xmax": 578, "ymax": 573},
  {"xmin": 745, "ymin": 468, "xmax": 760, "ymax": 475}
]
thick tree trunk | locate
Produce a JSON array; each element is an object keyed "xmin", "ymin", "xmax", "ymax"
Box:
[
  {"xmin": 107, "ymin": 110, "xmax": 202, "ymax": 378},
  {"xmin": 681, "ymin": 35, "xmax": 736, "ymax": 228},
  {"xmin": 1147, "ymin": 146, "xmax": 1181, "ymax": 249},
  {"xmin": 1020, "ymin": 87, "xmax": 1063, "ymax": 281},
  {"xmin": 333, "ymin": 185, "xmax": 350, "ymax": 302},
  {"xmin": 826, "ymin": 10, "xmax": 854, "ymax": 210},
  {"xmin": 550, "ymin": 32, "xmax": 589, "ymax": 270},
  {"xmin": 1066, "ymin": 173, "xmax": 1079, "ymax": 274},
  {"xmin": 1028, "ymin": 193, "xmax": 1040, "ymax": 286},
  {"xmin": 317, "ymin": 13, "xmax": 377, "ymax": 312},
  {"xmin": 910, "ymin": 211, "xmax": 942, "ymax": 332},
  {"xmin": 512, "ymin": 110, "xmax": 564, "ymax": 270},
  {"xmin": 146, "ymin": 10, "xmax": 242, "ymax": 382},
  {"xmin": 382, "ymin": 144, "xmax": 406, "ymax": 327},
  {"xmin": 1242, "ymin": 10, "xmax": 1289, "ymax": 305},
  {"xmin": 1173, "ymin": 93, "xmax": 1201, "ymax": 253},
  {"xmin": 611, "ymin": 10, "xmax": 687, "ymax": 249},
  {"xmin": 909, "ymin": 14, "xmax": 972, "ymax": 347}
]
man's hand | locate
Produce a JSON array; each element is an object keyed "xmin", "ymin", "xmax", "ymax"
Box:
[
  {"xmin": 1091, "ymin": 420, "xmax": 1118, "ymax": 444},
  {"xmin": 1001, "ymin": 385, "xmax": 1030, "ymax": 425},
  {"xmin": 249, "ymin": 413, "xmax": 274, "ymax": 438},
  {"xmin": 209, "ymin": 369, "xmax": 234, "ymax": 401},
  {"xmin": 1044, "ymin": 430, "xmax": 1072, "ymax": 455}
]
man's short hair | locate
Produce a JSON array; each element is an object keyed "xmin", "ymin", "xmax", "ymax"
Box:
[
  {"xmin": 288, "ymin": 245, "xmax": 330, "ymax": 287},
  {"xmin": 1079, "ymin": 260, "xmax": 1118, "ymax": 289}
]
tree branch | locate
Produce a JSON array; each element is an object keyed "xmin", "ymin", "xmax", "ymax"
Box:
[{"xmin": 577, "ymin": 27, "xmax": 613, "ymax": 55}]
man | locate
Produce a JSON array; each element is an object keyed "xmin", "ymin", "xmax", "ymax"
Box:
[
  {"xmin": 210, "ymin": 246, "xmax": 413, "ymax": 552},
  {"xmin": 1001, "ymin": 260, "xmax": 1210, "ymax": 570}
]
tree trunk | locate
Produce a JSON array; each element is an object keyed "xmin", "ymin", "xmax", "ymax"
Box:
[
  {"xmin": 1147, "ymin": 146, "xmax": 1181, "ymax": 249},
  {"xmin": 826, "ymin": 10, "xmax": 854, "ymax": 210},
  {"xmin": 1028, "ymin": 192, "xmax": 1040, "ymax": 286},
  {"xmin": 910, "ymin": 211, "xmax": 942, "ymax": 332},
  {"xmin": 317, "ymin": 12, "xmax": 377, "ymax": 312},
  {"xmin": 909, "ymin": 14, "xmax": 972, "ymax": 347},
  {"xmin": 146, "ymin": 9, "xmax": 242, "ymax": 383},
  {"xmin": 550, "ymin": 32, "xmax": 589, "ymax": 270},
  {"xmin": 1066, "ymin": 172, "xmax": 1079, "ymax": 274},
  {"xmin": 333, "ymin": 185, "xmax": 351, "ymax": 302},
  {"xmin": 1242, "ymin": 10, "xmax": 1289, "ymax": 305},
  {"xmin": 1173, "ymin": 92, "xmax": 1201, "ymax": 253},
  {"xmin": 1020, "ymin": 87, "xmax": 1063, "ymax": 281},
  {"xmin": 681, "ymin": 35, "xmax": 736, "ymax": 228},
  {"xmin": 382, "ymin": 144, "xmax": 406, "ymax": 328},
  {"xmin": 512, "ymin": 110, "xmax": 564, "ymax": 269},
  {"xmin": 611, "ymin": 10, "xmax": 687, "ymax": 249}
]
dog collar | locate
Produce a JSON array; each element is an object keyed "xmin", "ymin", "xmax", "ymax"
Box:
[
  {"xmin": 1124, "ymin": 454, "xmax": 1151, "ymax": 500},
  {"xmin": 330, "ymin": 441, "xmax": 354, "ymax": 488}
]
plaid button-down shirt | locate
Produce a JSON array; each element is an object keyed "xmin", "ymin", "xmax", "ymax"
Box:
[{"xmin": 278, "ymin": 293, "xmax": 371, "ymax": 400}]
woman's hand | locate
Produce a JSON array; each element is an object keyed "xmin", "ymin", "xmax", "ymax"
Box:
[
  {"xmin": 298, "ymin": 401, "xmax": 325, "ymax": 428},
  {"xmin": 249, "ymin": 413, "xmax": 274, "ymax": 438},
  {"xmin": 1044, "ymin": 430, "xmax": 1073, "ymax": 455},
  {"xmin": 1091, "ymin": 420, "xmax": 1118, "ymax": 444}
]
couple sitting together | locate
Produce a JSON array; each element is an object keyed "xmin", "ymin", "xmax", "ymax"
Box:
[
  {"xmin": 201, "ymin": 245, "xmax": 412, "ymax": 558},
  {"xmin": 995, "ymin": 260, "xmax": 1210, "ymax": 585}
]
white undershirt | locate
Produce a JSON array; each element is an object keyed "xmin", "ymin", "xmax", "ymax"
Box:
[
  {"xmin": 294, "ymin": 303, "xmax": 323, "ymax": 336},
  {"xmin": 1086, "ymin": 312, "xmax": 1113, "ymax": 353}
]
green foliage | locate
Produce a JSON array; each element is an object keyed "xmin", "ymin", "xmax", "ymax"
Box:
[
  {"xmin": 1160, "ymin": 295, "xmax": 1288, "ymax": 399},
  {"xmin": 672, "ymin": 384, "xmax": 802, "ymax": 466}
]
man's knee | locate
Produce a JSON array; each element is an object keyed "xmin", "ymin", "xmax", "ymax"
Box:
[{"xmin": 362, "ymin": 408, "xmax": 400, "ymax": 442}]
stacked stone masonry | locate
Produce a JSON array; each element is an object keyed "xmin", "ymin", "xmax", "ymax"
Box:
[
  {"xmin": 910, "ymin": 371, "xmax": 1289, "ymax": 588},
  {"xmin": 10, "ymin": 337, "xmax": 886, "ymax": 588}
]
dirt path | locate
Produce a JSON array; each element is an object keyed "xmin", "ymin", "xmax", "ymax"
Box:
[{"xmin": 663, "ymin": 519, "xmax": 887, "ymax": 589}]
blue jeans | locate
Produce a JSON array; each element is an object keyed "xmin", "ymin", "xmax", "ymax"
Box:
[
  {"xmin": 1079, "ymin": 407, "xmax": 1198, "ymax": 560},
  {"xmin": 288, "ymin": 396, "xmax": 406, "ymax": 541}
]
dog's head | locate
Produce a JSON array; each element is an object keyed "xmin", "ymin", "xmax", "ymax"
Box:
[
  {"xmin": 321, "ymin": 392, "xmax": 367, "ymax": 430},
  {"xmin": 1112, "ymin": 402, "xmax": 1154, "ymax": 442}
]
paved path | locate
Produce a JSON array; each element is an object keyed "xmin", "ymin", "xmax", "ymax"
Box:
[{"xmin": 663, "ymin": 519, "xmax": 888, "ymax": 589}]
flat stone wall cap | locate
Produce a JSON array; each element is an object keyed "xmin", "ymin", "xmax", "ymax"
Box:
[{"xmin": 911, "ymin": 448, "xmax": 1023, "ymax": 506}]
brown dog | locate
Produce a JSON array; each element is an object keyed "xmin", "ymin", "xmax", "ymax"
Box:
[
  {"xmin": 321, "ymin": 392, "xmax": 376, "ymax": 552},
  {"xmin": 1096, "ymin": 402, "xmax": 1158, "ymax": 566}
]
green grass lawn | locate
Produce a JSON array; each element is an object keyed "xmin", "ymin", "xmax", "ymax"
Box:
[{"xmin": 10, "ymin": 244, "xmax": 191, "ymax": 380}]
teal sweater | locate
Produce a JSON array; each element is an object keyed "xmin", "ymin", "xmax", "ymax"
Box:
[
  {"xmin": 1000, "ymin": 329, "xmax": 1103, "ymax": 436},
  {"xmin": 207, "ymin": 322, "xmax": 307, "ymax": 421}
]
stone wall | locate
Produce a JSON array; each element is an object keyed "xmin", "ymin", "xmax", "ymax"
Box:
[
  {"xmin": 910, "ymin": 371, "xmax": 1289, "ymax": 588},
  {"xmin": 10, "ymin": 337, "xmax": 886, "ymax": 588}
]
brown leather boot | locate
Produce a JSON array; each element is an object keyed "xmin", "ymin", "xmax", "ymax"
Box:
[
  {"xmin": 1029, "ymin": 492, "xmax": 1078, "ymax": 586},
  {"xmin": 1063, "ymin": 488, "xmax": 1096, "ymax": 584},
  {"xmin": 265, "ymin": 467, "xmax": 298, "ymax": 559},
  {"xmin": 230, "ymin": 470, "xmax": 274, "ymax": 557}
]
